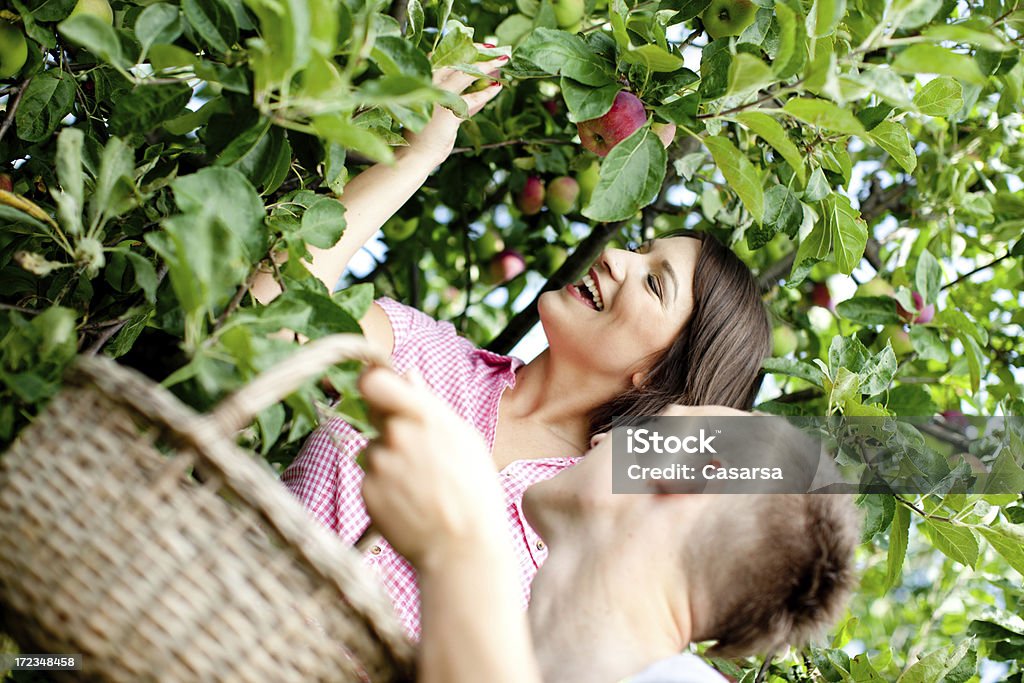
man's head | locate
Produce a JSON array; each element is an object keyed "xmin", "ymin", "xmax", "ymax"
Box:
[{"xmin": 523, "ymin": 404, "xmax": 860, "ymax": 658}]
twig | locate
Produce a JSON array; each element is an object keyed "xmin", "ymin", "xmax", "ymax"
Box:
[
  {"xmin": 0, "ymin": 76, "xmax": 31, "ymax": 143},
  {"xmin": 943, "ymin": 252, "xmax": 1012, "ymax": 290},
  {"xmin": 212, "ymin": 270, "xmax": 260, "ymax": 332},
  {"xmin": 894, "ymin": 495, "xmax": 955, "ymax": 524},
  {"xmin": 84, "ymin": 318, "xmax": 131, "ymax": 355},
  {"xmin": 451, "ymin": 138, "xmax": 567, "ymax": 154},
  {"xmin": 698, "ymin": 81, "xmax": 802, "ymax": 120},
  {"xmin": 0, "ymin": 302, "xmax": 40, "ymax": 315}
]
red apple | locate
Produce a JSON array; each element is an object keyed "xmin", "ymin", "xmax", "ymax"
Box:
[
  {"xmin": 517, "ymin": 175, "xmax": 545, "ymax": 215},
  {"xmin": 940, "ymin": 410, "xmax": 969, "ymax": 431},
  {"xmin": 811, "ymin": 282, "xmax": 831, "ymax": 309},
  {"xmin": 545, "ymin": 176, "xmax": 579, "ymax": 215},
  {"xmin": 488, "ymin": 249, "xmax": 526, "ymax": 285},
  {"xmin": 897, "ymin": 291, "xmax": 935, "ymax": 324},
  {"xmin": 543, "ymin": 99, "xmax": 560, "ymax": 116},
  {"xmin": 576, "ymin": 91, "xmax": 647, "ymax": 157},
  {"xmin": 0, "ymin": 173, "xmax": 12, "ymax": 193}
]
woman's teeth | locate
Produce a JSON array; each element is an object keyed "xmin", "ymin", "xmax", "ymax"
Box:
[{"xmin": 582, "ymin": 273, "xmax": 604, "ymax": 311}]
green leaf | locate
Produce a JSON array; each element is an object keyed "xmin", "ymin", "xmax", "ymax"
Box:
[
  {"xmin": 661, "ymin": 0, "xmax": 711, "ymax": 22},
  {"xmin": 126, "ymin": 252, "xmax": 159, "ymax": 303},
  {"xmin": 560, "ymin": 78, "xmax": 619, "ymax": 123},
  {"xmin": 761, "ymin": 357, "xmax": 824, "ymax": 387},
  {"xmin": 773, "ymin": 1, "xmax": 807, "ymax": 79},
  {"xmin": 699, "ymin": 39, "xmax": 731, "ymax": 100},
  {"xmin": 885, "ymin": 502, "xmax": 910, "ymax": 589},
  {"xmin": 110, "ymin": 83, "xmax": 194, "ymax": 136},
  {"xmin": 430, "ymin": 21, "xmax": 477, "ymax": 68},
  {"xmin": 829, "ymin": 334, "xmax": 870, "ymax": 374},
  {"xmin": 860, "ymin": 494, "xmax": 896, "ymax": 541},
  {"xmin": 860, "ymin": 344, "xmax": 897, "ymax": 396},
  {"xmin": 734, "ymin": 111, "xmax": 806, "ymax": 185},
  {"xmin": 836, "ymin": 296, "xmax": 901, "ymax": 325},
  {"xmin": 89, "ymin": 136, "xmax": 137, "ymax": 229},
  {"xmin": 332, "ymin": 282, "xmax": 375, "ymax": 321},
  {"xmin": 311, "ymin": 115, "xmax": 394, "ymax": 164},
  {"xmin": 14, "ymin": 70, "xmax": 76, "ymax": 143},
  {"xmin": 868, "ymin": 120, "xmax": 917, "ymax": 173},
  {"xmin": 921, "ymin": 520, "xmax": 980, "ymax": 567},
  {"xmin": 583, "ymin": 126, "xmax": 667, "ymax": 222},
  {"xmin": 913, "ymin": 77, "xmax": 964, "ymax": 117},
  {"xmin": 923, "ymin": 23, "xmax": 1012, "ymax": 52},
  {"xmin": 298, "ymin": 197, "xmax": 346, "ymax": 249},
  {"xmin": 726, "ymin": 53, "xmax": 775, "ymax": 97},
  {"xmin": 804, "ymin": 167, "xmax": 830, "ymax": 202},
  {"xmin": 182, "ymin": 0, "xmax": 237, "ymax": 55},
  {"xmin": 978, "ymin": 523, "xmax": 1024, "ymax": 576},
  {"xmin": 914, "ymin": 249, "xmax": 942, "ymax": 305},
  {"xmin": 897, "ymin": 640, "xmax": 974, "ymax": 683},
  {"xmin": 135, "ymin": 3, "xmax": 182, "ymax": 56},
  {"xmin": 806, "ymin": 0, "xmax": 846, "ymax": 37},
  {"xmin": 892, "ymin": 45, "xmax": 987, "ymax": 86},
  {"xmin": 828, "ymin": 193, "xmax": 867, "ymax": 274},
  {"xmin": 759, "ymin": 185, "xmax": 802, "ymax": 242},
  {"xmin": 621, "ymin": 44, "xmax": 684, "ymax": 73},
  {"xmin": 172, "ymin": 167, "xmax": 266, "ymax": 261},
  {"xmin": 894, "ymin": 0, "xmax": 943, "ymax": 29},
  {"xmin": 55, "ymin": 127, "xmax": 84, "ymax": 215},
  {"xmin": 57, "ymin": 14, "xmax": 129, "ymax": 69},
  {"xmin": 704, "ymin": 136, "xmax": 764, "ymax": 223},
  {"xmin": 371, "ymin": 35, "xmax": 432, "ymax": 78},
  {"xmin": 784, "ymin": 97, "xmax": 866, "ymax": 135},
  {"xmin": 515, "ymin": 28, "xmax": 614, "ymax": 86}
]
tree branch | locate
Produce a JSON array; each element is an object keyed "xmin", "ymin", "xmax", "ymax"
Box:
[
  {"xmin": 0, "ymin": 76, "xmax": 32, "ymax": 144},
  {"xmin": 943, "ymin": 252, "xmax": 1013, "ymax": 290},
  {"xmin": 451, "ymin": 138, "xmax": 567, "ymax": 154}
]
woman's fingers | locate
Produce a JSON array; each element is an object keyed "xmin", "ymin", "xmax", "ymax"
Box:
[
  {"xmin": 463, "ymin": 82, "xmax": 503, "ymax": 117},
  {"xmin": 360, "ymin": 367, "xmax": 429, "ymax": 419},
  {"xmin": 434, "ymin": 57, "xmax": 509, "ymax": 95}
]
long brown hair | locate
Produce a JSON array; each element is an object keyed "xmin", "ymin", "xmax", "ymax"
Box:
[{"xmin": 587, "ymin": 231, "xmax": 770, "ymax": 435}]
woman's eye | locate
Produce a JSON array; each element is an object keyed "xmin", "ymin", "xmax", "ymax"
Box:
[
  {"xmin": 648, "ymin": 274, "xmax": 662, "ymax": 299},
  {"xmin": 627, "ymin": 242, "xmax": 640, "ymax": 253}
]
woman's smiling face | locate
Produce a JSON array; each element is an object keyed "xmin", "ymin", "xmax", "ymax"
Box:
[{"xmin": 538, "ymin": 236, "xmax": 701, "ymax": 386}]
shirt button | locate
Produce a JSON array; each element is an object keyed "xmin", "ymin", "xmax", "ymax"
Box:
[
  {"xmin": 535, "ymin": 540, "xmax": 545, "ymax": 551},
  {"xmin": 370, "ymin": 545, "xmax": 382, "ymax": 555}
]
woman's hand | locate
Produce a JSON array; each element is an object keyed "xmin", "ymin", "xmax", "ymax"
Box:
[
  {"xmin": 404, "ymin": 52, "xmax": 508, "ymax": 164},
  {"xmin": 360, "ymin": 367, "xmax": 505, "ymax": 571}
]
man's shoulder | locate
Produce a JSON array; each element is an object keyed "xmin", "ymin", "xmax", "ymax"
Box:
[{"xmin": 624, "ymin": 653, "xmax": 729, "ymax": 683}]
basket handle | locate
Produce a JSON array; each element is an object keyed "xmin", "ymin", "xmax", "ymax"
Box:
[{"xmin": 209, "ymin": 334, "xmax": 390, "ymax": 435}]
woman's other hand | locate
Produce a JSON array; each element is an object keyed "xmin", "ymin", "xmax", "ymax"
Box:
[
  {"xmin": 405, "ymin": 50, "xmax": 508, "ymax": 164},
  {"xmin": 360, "ymin": 367, "xmax": 505, "ymax": 571}
]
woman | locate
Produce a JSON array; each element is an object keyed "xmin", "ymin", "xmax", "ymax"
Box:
[{"xmin": 253, "ymin": 56, "xmax": 772, "ymax": 638}]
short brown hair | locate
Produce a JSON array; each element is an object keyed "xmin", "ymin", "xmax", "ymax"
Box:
[
  {"xmin": 690, "ymin": 494, "xmax": 860, "ymax": 658},
  {"xmin": 588, "ymin": 232, "xmax": 770, "ymax": 436}
]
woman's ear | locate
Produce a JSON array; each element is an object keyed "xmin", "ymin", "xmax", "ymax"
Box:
[{"xmin": 631, "ymin": 371, "xmax": 646, "ymax": 389}]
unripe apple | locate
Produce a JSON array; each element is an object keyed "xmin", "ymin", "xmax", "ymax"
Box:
[
  {"xmin": 0, "ymin": 173, "xmax": 12, "ymax": 193},
  {"xmin": 488, "ymin": 249, "xmax": 526, "ymax": 285},
  {"xmin": 475, "ymin": 227, "xmax": 505, "ymax": 260},
  {"xmin": 652, "ymin": 122, "xmax": 676, "ymax": 148},
  {"xmin": 575, "ymin": 160, "xmax": 600, "ymax": 207},
  {"xmin": 897, "ymin": 291, "xmax": 935, "ymax": 324},
  {"xmin": 545, "ymin": 176, "xmax": 579, "ymax": 215},
  {"xmin": 856, "ymin": 276, "xmax": 895, "ymax": 298},
  {"xmin": 0, "ymin": 22, "xmax": 28, "ymax": 79},
  {"xmin": 535, "ymin": 244, "xmax": 568, "ymax": 276},
  {"xmin": 382, "ymin": 216, "xmax": 418, "ymax": 241},
  {"xmin": 702, "ymin": 0, "xmax": 758, "ymax": 40},
  {"xmin": 772, "ymin": 326, "xmax": 799, "ymax": 357},
  {"xmin": 811, "ymin": 281, "xmax": 831, "ymax": 309},
  {"xmin": 517, "ymin": 175, "xmax": 545, "ymax": 215},
  {"xmin": 70, "ymin": 0, "xmax": 114, "ymax": 25},
  {"xmin": 876, "ymin": 325, "xmax": 914, "ymax": 356},
  {"xmin": 551, "ymin": 0, "xmax": 585, "ymax": 29},
  {"xmin": 576, "ymin": 91, "xmax": 647, "ymax": 157}
]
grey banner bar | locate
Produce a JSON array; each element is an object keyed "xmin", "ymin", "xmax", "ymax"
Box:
[{"xmin": 611, "ymin": 416, "xmax": 1024, "ymax": 494}]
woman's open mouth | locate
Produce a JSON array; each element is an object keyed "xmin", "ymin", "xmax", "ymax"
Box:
[{"xmin": 566, "ymin": 269, "xmax": 604, "ymax": 311}]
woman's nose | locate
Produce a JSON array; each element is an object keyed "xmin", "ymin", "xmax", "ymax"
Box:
[{"xmin": 600, "ymin": 249, "xmax": 626, "ymax": 282}]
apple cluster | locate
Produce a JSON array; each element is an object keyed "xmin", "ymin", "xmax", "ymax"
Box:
[{"xmin": 515, "ymin": 175, "xmax": 581, "ymax": 216}]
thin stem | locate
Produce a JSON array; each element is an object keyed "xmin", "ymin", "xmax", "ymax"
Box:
[
  {"xmin": 895, "ymin": 495, "xmax": 955, "ymax": 524},
  {"xmin": 451, "ymin": 138, "xmax": 566, "ymax": 154},
  {"xmin": 0, "ymin": 76, "xmax": 31, "ymax": 144},
  {"xmin": 943, "ymin": 252, "xmax": 1012, "ymax": 290}
]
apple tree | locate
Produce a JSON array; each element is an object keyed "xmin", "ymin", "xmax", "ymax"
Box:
[{"xmin": 1, "ymin": 0, "xmax": 1024, "ymax": 679}]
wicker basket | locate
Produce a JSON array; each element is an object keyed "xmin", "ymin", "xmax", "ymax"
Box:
[{"xmin": 0, "ymin": 335, "xmax": 415, "ymax": 683}]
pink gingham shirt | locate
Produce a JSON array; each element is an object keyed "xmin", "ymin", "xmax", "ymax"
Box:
[{"xmin": 281, "ymin": 297, "xmax": 581, "ymax": 640}]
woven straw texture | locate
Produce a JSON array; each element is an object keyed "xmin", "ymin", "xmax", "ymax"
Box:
[{"xmin": 0, "ymin": 336, "xmax": 414, "ymax": 682}]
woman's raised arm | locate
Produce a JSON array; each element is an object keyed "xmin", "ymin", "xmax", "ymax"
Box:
[{"xmin": 250, "ymin": 61, "xmax": 506, "ymax": 307}]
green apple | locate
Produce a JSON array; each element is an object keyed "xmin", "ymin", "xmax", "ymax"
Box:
[
  {"xmin": 535, "ymin": 244, "xmax": 568, "ymax": 276},
  {"xmin": 876, "ymin": 324, "xmax": 914, "ymax": 356},
  {"xmin": 772, "ymin": 326, "xmax": 799, "ymax": 357},
  {"xmin": 545, "ymin": 176, "xmax": 579, "ymax": 215},
  {"xmin": 856, "ymin": 276, "xmax": 895, "ymax": 298},
  {"xmin": 70, "ymin": 0, "xmax": 114, "ymax": 25},
  {"xmin": 0, "ymin": 23, "xmax": 28, "ymax": 79},
  {"xmin": 382, "ymin": 216, "xmax": 418, "ymax": 241},
  {"xmin": 575, "ymin": 160, "xmax": 600, "ymax": 208},
  {"xmin": 702, "ymin": 0, "xmax": 758, "ymax": 40},
  {"xmin": 551, "ymin": 0, "xmax": 584, "ymax": 29},
  {"xmin": 474, "ymin": 227, "xmax": 505, "ymax": 260}
]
